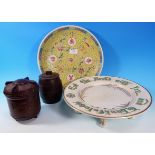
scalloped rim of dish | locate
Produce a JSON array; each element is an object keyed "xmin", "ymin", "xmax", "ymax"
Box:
[{"xmin": 37, "ymin": 25, "xmax": 104, "ymax": 80}]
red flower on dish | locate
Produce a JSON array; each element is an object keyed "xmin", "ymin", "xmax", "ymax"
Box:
[
  {"xmin": 68, "ymin": 38, "xmax": 76, "ymax": 46},
  {"xmin": 78, "ymin": 68, "xmax": 84, "ymax": 74},
  {"xmin": 57, "ymin": 43, "xmax": 64, "ymax": 52},
  {"xmin": 67, "ymin": 74, "xmax": 75, "ymax": 81},
  {"xmin": 68, "ymin": 58, "xmax": 73, "ymax": 62},
  {"xmin": 49, "ymin": 55, "xmax": 57, "ymax": 63},
  {"xmin": 84, "ymin": 57, "xmax": 92, "ymax": 64}
]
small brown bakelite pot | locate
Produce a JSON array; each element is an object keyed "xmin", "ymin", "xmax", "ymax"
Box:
[
  {"xmin": 39, "ymin": 71, "xmax": 63, "ymax": 104},
  {"xmin": 3, "ymin": 77, "xmax": 41, "ymax": 121}
]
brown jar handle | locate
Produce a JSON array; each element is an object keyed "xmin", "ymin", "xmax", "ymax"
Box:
[
  {"xmin": 24, "ymin": 77, "xmax": 29, "ymax": 80},
  {"xmin": 12, "ymin": 85, "xmax": 19, "ymax": 94},
  {"xmin": 5, "ymin": 81, "xmax": 13, "ymax": 85}
]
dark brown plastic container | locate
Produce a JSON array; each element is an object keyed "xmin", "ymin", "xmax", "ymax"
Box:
[
  {"xmin": 39, "ymin": 71, "xmax": 63, "ymax": 104},
  {"xmin": 3, "ymin": 77, "xmax": 41, "ymax": 121}
]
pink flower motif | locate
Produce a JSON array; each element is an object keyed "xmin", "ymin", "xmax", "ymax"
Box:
[
  {"xmin": 67, "ymin": 74, "xmax": 75, "ymax": 81},
  {"xmin": 68, "ymin": 58, "xmax": 73, "ymax": 62},
  {"xmin": 49, "ymin": 55, "xmax": 57, "ymax": 63},
  {"xmin": 84, "ymin": 57, "xmax": 92, "ymax": 64},
  {"xmin": 57, "ymin": 43, "xmax": 64, "ymax": 52},
  {"xmin": 78, "ymin": 68, "xmax": 84, "ymax": 74},
  {"xmin": 68, "ymin": 38, "xmax": 76, "ymax": 46}
]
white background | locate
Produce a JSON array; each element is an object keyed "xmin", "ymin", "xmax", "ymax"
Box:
[
  {"xmin": 0, "ymin": 97, "xmax": 154, "ymax": 133},
  {"xmin": 0, "ymin": 0, "xmax": 155, "ymax": 22}
]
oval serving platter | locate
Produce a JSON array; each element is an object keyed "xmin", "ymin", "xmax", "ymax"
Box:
[
  {"xmin": 38, "ymin": 25, "xmax": 103, "ymax": 88},
  {"xmin": 64, "ymin": 76, "xmax": 152, "ymax": 121}
]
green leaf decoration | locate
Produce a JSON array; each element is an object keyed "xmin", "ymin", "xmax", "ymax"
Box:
[
  {"xmin": 130, "ymin": 86, "xmax": 141, "ymax": 96},
  {"xmin": 136, "ymin": 98, "xmax": 148, "ymax": 105},
  {"xmin": 74, "ymin": 101, "xmax": 82, "ymax": 105},
  {"xmin": 68, "ymin": 83, "xmax": 79, "ymax": 90},
  {"xmin": 98, "ymin": 110, "xmax": 104, "ymax": 114},
  {"xmin": 102, "ymin": 77, "xmax": 111, "ymax": 81},
  {"xmin": 66, "ymin": 93, "xmax": 75, "ymax": 98},
  {"xmin": 119, "ymin": 109, "xmax": 129, "ymax": 114},
  {"xmin": 115, "ymin": 80, "xmax": 130, "ymax": 85},
  {"xmin": 94, "ymin": 77, "xmax": 111, "ymax": 81},
  {"xmin": 80, "ymin": 79, "xmax": 91, "ymax": 84},
  {"xmin": 126, "ymin": 107, "xmax": 139, "ymax": 112}
]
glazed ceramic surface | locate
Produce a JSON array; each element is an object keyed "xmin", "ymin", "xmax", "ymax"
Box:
[
  {"xmin": 38, "ymin": 26, "xmax": 103, "ymax": 87},
  {"xmin": 64, "ymin": 76, "xmax": 152, "ymax": 119},
  {"xmin": 39, "ymin": 71, "xmax": 63, "ymax": 104}
]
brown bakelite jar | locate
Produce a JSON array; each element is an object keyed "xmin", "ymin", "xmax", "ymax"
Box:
[
  {"xmin": 39, "ymin": 71, "xmax": 63, "ymax": 104},
  {"xmin": 3, "ymin": 77, "xmax": 41, "ymax": 121}
]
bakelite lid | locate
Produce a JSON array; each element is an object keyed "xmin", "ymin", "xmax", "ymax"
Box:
[
  {"xmin": 3, "ymin": 77, "xmax": 38, "ymax": 98},
  {"xmin": 39, "ymin": 71, "xmax": 59, "ymax": 80}
]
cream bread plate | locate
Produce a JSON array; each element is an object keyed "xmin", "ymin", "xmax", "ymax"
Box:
[{"xmin": 64, "ymin": 76, "xmax": 152, "ymax": 127}]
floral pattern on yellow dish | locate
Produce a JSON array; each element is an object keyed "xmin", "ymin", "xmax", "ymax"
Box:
[{"xmin": 38, "ymin": 26, "xmax": 103, "ymax": 88}]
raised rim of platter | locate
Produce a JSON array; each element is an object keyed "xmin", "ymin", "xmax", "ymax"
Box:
[
  {"xmin": 37, "ymin": 25, "xmax": 104, "ymax": 77},
  {"xmin": 64, "ymin": 76, "xmax": 152, "ymax": 119}
]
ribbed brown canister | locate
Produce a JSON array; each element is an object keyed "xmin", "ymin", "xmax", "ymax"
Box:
[
  {"xmin": 3, "ymin": 77, "xmax": 41, "ymax": 121},
  {"xmin": 39, "ymin": 71, "xmax": 63, "ymax": 104}
]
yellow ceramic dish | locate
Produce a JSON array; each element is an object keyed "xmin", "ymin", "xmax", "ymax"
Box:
[{"xmin": 38, "ymin": 25, "xmax": 103, "ymax": 88}]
